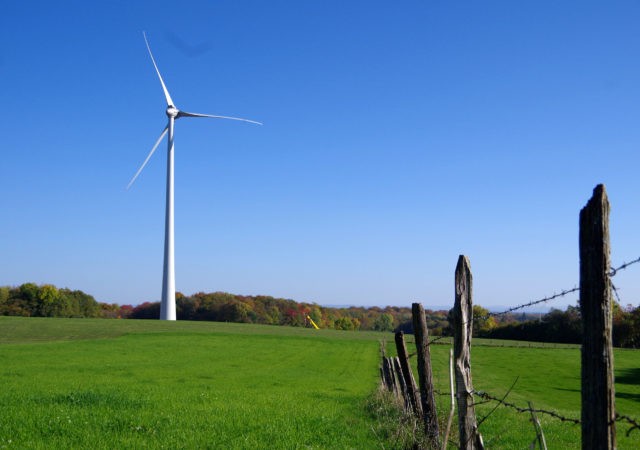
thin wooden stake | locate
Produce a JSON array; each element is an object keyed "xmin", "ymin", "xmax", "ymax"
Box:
[
  {"xmin": 442, "ymin": 348, "xmax": 455, "ymax": 450},
  {"xmin": 528, "ymin": 401, "xmax": 547, "ymax": 450}
]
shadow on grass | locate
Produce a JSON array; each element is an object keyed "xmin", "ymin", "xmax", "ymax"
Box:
[
  {"xmin": 615, "ymin": 367, "xmax": 640, "ymax": 385},
  {"xmin": 616, "ymin": 392, "xmax": 640, "ymax": 403},
  {"xmin": 552, "ymin": 389, "xmax": 640, "ymax": 405},
  {"xmin": 554, "ymin": 387, "xmax": 579, "ymax": 394}
]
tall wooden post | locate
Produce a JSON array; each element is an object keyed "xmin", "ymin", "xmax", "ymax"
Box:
[
  {"xmin": 412, "ymin": 302, "xmax": 440, "ymax": 444},
  {"xmin": 453, "ymin": 255, "xmax": 484, "ymax": 449},
  {"xmin": 579, "ymin": 184, "xmax": 616, "ymax": 449},
  {"xmin": 395, "ymin": 331, "xmax": 422, "ymax": 416}
]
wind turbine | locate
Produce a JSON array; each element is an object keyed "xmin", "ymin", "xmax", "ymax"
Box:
[{"xmin": 128, "ymin": 32, "xmax": 261, "ymax": 321}]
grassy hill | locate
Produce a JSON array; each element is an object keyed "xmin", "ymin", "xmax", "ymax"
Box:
[
  {"xmin": 0, "ymin": 317, "xmax": 385, "ymax": 449},
  {"xmin": 1, "ymin": 316, "xmax": 639, "ymax": 448}
]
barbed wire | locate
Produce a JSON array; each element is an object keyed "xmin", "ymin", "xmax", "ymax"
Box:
[
  {"xmin": 433, "ymin": 388, "xmax": 450, "ymax": 397},
  {"xmin": 476, "ymin": 377, "xmax": 519, "ymax": 427},
  {"xmin": 472, "ymin": 390, "xmax": 581, "ymax": 424},
  {"xmin": 609, "ymin": 256, "xmax": 640, "ymax": 277},
  {"xmin": 611, "ymin": 281, "xmax": 622, "ymax": 304},
  {"xmin": 488, "ymin": 287, "xmax": 580, "ymax": 318},
  {"xmin": 608, "ymin": 256, "xmax": 640, "ymax": 306},
  {"xmin": 428, "ymin": 335, "xmax": 448, "ymax": 346},
  {"xmin": 467, "ymin": 256, "xmax": 640, "ymax": 322},
  {"xmin": 434, "ymin": 390, "xmax": 639, "ymax": 435}
]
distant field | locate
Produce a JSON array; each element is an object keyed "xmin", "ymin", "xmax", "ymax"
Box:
[{"xmin": 1, "ymin": 317, "xmax": 639, "ymax": 449}]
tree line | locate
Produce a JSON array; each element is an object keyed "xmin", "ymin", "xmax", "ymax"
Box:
[
  {"xmin": 0, "ymin": 283, "xmax": 102, "ymax": 318},
  {"xmin": 479, "ymin": 303, "xmax": 640, "ymax": 348},
  {"xmin": 126, "ymin": 291, "xmax": 449, "ymax": 332},
  {"xmin": 2, "ymin": 282, "xmax": 639, "ymax": 347},
  {"xmin": 0, "ymin": 283, "xmax": 444, "ymax": 331}
]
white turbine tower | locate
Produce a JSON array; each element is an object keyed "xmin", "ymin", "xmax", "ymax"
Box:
[{"xmin": 128, "ymin": 32, "xmax": 261, "ymax": 320}]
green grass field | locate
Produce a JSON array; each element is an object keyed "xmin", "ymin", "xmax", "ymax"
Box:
[
  {"xmin": 1, "ymin": 317, "xmax": 639, "ymax": 449},
  {"xmin": 0, "ymin": 318, "xmax": 386, "ymax": 449}
]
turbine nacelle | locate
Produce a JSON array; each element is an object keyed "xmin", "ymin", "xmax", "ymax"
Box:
[{"xmin": 166, "ymin": 105, "xmax": 179, "ymax": 119}]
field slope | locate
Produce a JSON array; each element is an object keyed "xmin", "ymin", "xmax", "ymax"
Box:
[
  {"xmin": 0, "ymin": 317, "xmax": 384, "ymax": 449},
  {"xmin": 2, "ymin": 317, "xmax": 639, "ymax": 449}
]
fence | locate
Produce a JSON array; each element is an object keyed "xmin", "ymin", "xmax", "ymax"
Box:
[{"xmin": 379, "ymin": 185, "xmax": 640, "ymax": 449}]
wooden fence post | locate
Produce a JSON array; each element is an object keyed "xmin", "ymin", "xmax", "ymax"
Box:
[
  {"xmin": 381, "ymin": 357, "xmax": 393, "ymax": 391},
  {"xmin": 395, "ymin": 331, "xmax": 422, "ymax": 416},
  {"xmin": 579, "ymin": 184, "xmax": 616, "ymax": 449},
  {"xmin": 392, "ymin": 356, "xmax": 410, "ymax": 411},
  {"xmin": 453, "ymin": 255, "xmax": 484, "ymax": 449},
  {"xmin": 382, "ymin": 357, "xmax": 401, "ymax": 400},
  {"xmin": 412, "ymin": 302, "xmax": 440, "ymax": 444}
]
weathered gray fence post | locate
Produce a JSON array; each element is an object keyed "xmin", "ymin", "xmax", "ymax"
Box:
[
  {"xmin": 412, "ymin": 302, "xmax": 440, "ymax": 444},
  {"xmin": 382, "ymin": 356, "xmax": 401, "ymax": 400},
  {"xmin": 381, "ymin": 357, "xmax": 392, "ymax": 391},
  {"xmin": 453, "ymin": 255, "xmax": 484, "ymax": 449},
  {"xmin": 395, "ymin": 331, "xmax": 422, "ymax": 416},
  {"xmin": 579, "ymin": 184, "xmax": 616, "ymax": 449},
  {"xmin": 392, "ymin": 356, "xmax": 410, "ymax": 410}
]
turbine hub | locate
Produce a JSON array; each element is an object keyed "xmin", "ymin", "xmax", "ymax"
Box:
[{"xmin": 166, "ymin": 106, "xmax": 179, "ymax": 118}]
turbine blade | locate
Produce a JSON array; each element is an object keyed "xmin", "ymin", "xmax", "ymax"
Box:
[
  {"xmin": 127, "ymin": 125, "xmax": 169, "ymax": 190},
  {"xmin": 177, "ymin": 110, "xmax": 262, "ymax": 125},
  {"xmin": 143, "ymin": 32, "xmax": 175, "ymax": 107}
]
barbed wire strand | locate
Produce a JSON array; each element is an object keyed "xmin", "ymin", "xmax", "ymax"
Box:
[
  {"xmin": 476, "ymin": 377, "xmax": 519, "ymax": 428},
  {"xmin": 473, "ymin": 391, "xmax": 640, "ymax": 434},
  {"xmin": 428, "ymin": 335, "xmax": 448, "ymax": 346},
  {"xmin": 435, "ymin": 387, "xmax": 639, "ymax": 435},
  {"xmin": 611, "ymin": 281, "xmax": 622, "ymax": 304},
  {"xmin": 499, "ymin": 255, "xmax": 640, "ymax": 313},
  {"xmin": 609, "ymin": 256, "xmax": 640, "ymax": 277},
  {"xmin": 466, "ymin": 257, "xmax": 639, "ymax": 324},
  {"xmin": 608, "ymin": 256, "xmax": 640, "ymax": 306},
  {"xmin": 473, "ymin": 390, "xmax": 581, "ymax": 424},
  {"xmin": 489, "ymin": 287, "xmax": 580, "ymax": 318}
]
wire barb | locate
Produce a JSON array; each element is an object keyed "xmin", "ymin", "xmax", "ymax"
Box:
[{"xmin": 609, "ymin": 256, "xmax": 640, "ymax": 277}]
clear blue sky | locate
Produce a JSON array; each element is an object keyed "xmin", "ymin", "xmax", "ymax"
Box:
[{"xmin": 2, "ymin": 1, "xmax": 639, "ymax": 311}]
